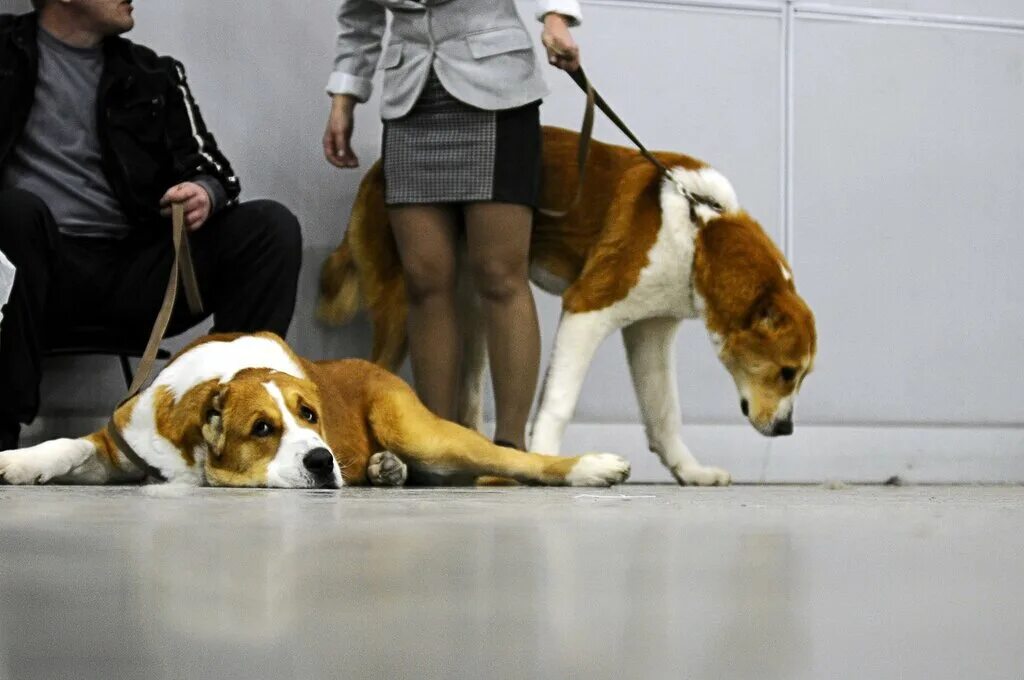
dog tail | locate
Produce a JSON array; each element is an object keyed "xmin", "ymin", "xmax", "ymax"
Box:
[
  {"xmin": 317, "ymin": 162, "xmax": 410, "ymax": 372},
  {"xmin": 317, "ymin": 234, "xmax": 362, "ymax": 326},
  {"xmin": 317, "ymin": 162, "xmax": 390, "ymax": 326},
  {"xmin": 669, "ymin": 165, "xmax": 741, "ymax": 215}
]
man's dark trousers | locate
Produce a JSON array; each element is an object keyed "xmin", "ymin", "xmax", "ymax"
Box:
[{"xmin": 0, "ymin": 187, "xmax": 302, "ymax": 430}]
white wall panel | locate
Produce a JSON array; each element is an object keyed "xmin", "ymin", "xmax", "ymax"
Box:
[
  {"xmin": 795, "ymin": 0, "xmax": 1024, "ymax": 22},
  {"xmin": 792, "ymin": 18, "xmax": 1024, "ymax": 426},
  {"xmin": 128, "ymin": 2, "xmax": 369, "ymax": 251}
]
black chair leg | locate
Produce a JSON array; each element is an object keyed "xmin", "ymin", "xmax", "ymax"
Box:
[{"xmin": 118, "ymin": 354, "xmax": 134, "ymax": 389}]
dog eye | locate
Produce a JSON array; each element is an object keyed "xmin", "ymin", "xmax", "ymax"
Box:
[
  {"xmin": 251, "ymin": 420, "xmax": 274, "ymax": 437},
  {"xmin": 299, "ymin": 406, "xmax": 318, "ymax": 424},
  {"xmin": 780, "ymin": 367, "xmax": 798, "ymax": 382}
]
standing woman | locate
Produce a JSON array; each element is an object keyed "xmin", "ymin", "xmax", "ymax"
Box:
[{"xmin": 324, "ymin": 0, "xmax": 581, "ymax": 450}]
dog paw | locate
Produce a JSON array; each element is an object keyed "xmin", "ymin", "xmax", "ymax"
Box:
[
  {"xmin": 367, "ymin": 450, "xmax": 407, "ymax": 487},
  {"xmin": 0, "ymin": 440, "xmax": 93, "ymax": 486},
  {"xmin": 0, "ymin": 450, "xmax": 51, "ymax": 485},
  {"xmin": 566, "ymin": 453, "xmax": 631, "ymax": 487},
  {"xmin": 672, "ymin": 464, "xmax": 731, "ymax": 486}
]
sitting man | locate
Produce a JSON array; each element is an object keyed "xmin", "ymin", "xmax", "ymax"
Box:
[{"xmin": 0, "ymin": 0, "xmax": 302, "ymax": 450}]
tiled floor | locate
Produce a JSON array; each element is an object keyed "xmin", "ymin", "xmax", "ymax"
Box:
[{"xmin": 0, "ymin": 484, "xmax": 1021, "ymax": 680}]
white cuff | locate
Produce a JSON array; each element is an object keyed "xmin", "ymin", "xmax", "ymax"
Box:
[
  {"xmin": 325, "ymin": 71, "xmax": 373, "ymax": 102},
  {"xmin": 536, "ymin": 0, "xmax": 582, "ymax": 26}
]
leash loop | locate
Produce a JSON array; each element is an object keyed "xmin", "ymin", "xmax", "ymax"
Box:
[
  {"xmin": 546, "ymin": 66, "xmax": 726, "ymax": 219},
  {"xmin": 106, "ymin": 201, "xmax": 203, "ymax": 483},
  {"xmin": 537, "ymin": 70, "xmax": 595, "ymax": 218}
]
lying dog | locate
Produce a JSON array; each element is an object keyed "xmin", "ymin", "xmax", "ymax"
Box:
[
  {"xmin": 0, "ymin": 332, "xmax": 630, "ymax": 488},
  {"xmin": 319, "ymin": 127, "xmax": 817, "ymax": 486}
]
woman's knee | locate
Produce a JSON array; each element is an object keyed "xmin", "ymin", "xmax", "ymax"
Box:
[
  {"xmin": 469, "ymin": 256, "xmax": 529, "ymax": 303},
  {"xmin": 401, "ymin": 255, "xmax": 457, "ymax": 304}
]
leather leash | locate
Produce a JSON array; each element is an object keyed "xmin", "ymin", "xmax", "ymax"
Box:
[
  {"xmin": 106, "ymin": 202, "xmax": 204, "ymax": 482},
  {"xmin": 541, "ymin": 65, "xmax": 725, "ymax": 218},
  {"xmin": 538, "ymin": 69, "xmax": 595, "ymax": 218}
]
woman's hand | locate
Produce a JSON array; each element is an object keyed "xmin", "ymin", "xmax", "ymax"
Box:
[
  {"xmin": 323, "ymin": 94, "xmax": 360, "ymax": 168},
  {"xmin": 541, "ymin": 13, "xmax": 580, "ymax": 72}
]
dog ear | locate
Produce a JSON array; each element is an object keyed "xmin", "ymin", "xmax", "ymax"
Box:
[
  {"xmin": 759, "ymin": 304, "xmax": 784, "ymax": 330},
  {"xmin": 749, "ymin": 294, "xmax": 788, "ymax": 332},
  {"xmin": 202, "ymin": 391, "xmax": 226, "ymax": 457}
]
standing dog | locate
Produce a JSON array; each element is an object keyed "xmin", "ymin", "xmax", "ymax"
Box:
[
  {"xmin": 319, "ymin": 127, "xmax": 817, "ymax": 485},
  {"xmin": 0, "ymin": 332, "xmax": 630, "ymax": 488}
]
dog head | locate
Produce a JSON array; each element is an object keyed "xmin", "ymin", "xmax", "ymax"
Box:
[
  {"xmin": 717, "ymin": 289, "xmax": 816, "ymax": 436},
  {"xmin": 200, "ymin": 369, "xmax": 341, "ymax": 488},
  {"xmin": 694, "ymin": 211, "xmax": 817, "ymax": 437}
]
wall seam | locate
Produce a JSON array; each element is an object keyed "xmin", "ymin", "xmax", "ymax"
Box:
[{"xmin": 582, "ymin": 0, "xmax": 1024, "ymax": 32}]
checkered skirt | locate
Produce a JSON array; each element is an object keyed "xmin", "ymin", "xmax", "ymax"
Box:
[{"xmin": 382, "ymin": 70, "xmax": 541, "ymax": 206}]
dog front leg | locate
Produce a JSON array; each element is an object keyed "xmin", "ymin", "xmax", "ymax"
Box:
[
  {"xmin": 530, "ymin": 310, "xmax": 618, "ymax": 454},
  {"xmin": 622, "ymin": 317, "xmax": 731, "ymax": 486},
  {"xmin": 366, "ymin": 450, "xmax": 408, "ymax": 487},
  {"xmin": 0, "ymin": 437, "xmax": 108, "ymax": 485}
]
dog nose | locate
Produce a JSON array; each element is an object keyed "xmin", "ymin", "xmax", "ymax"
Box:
[
  {"xmin": 772, "ymin": 419, "xmax": 794, "ymax": 436},
  {"xmin": 303, "ymin": 448, "xmax": 335, "ymax": 476},
  {"xmin": 740, "ymin": 399, "xmax": 749, "ymax": 417}
]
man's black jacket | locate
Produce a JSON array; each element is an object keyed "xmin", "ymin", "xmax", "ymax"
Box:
[{"xmin": 0, "ymin": 12, "xmax": 240, "ymax": 227}]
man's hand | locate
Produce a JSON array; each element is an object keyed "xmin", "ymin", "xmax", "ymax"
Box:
[
  {"xmin": 159, "ymin": 182, "xmax": 212, "ymax": 231},
  {"xmin": 542, "ymin": 13, "xmax": 580, "ymax": 72},
  {"xmin": 324, "ymin": 94, "xmax": 360, "ymax": 168}
]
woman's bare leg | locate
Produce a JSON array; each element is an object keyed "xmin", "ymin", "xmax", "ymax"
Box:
[
  {"xmin": 464, "ymin": 202, "xmax": 540, "ymax": 449},
  {"xmin": 389, "ymin": 204, "xmax": 461, "ymax": 420}
]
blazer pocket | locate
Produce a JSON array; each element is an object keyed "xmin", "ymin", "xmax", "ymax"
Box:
[
  {"xmin": 380, "ymin": 42, "xmax": 404, "ymax": 69},
  {"xmin": 466, "ymin": 27, "xmax": 533, "ymax": 60}
]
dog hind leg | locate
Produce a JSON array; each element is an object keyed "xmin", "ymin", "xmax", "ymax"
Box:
[
  {"xmin": 368, "ymin": 383, "xmax": 629, "ymax": 486},
  {"xmin": 622, "ymin": 317, "xmax": 731, "ymax": 486}
]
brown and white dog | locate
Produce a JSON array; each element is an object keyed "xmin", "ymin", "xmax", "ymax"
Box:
[
  {"xmin": 0, "ymin": 332, "xmax": 630, "ymax": 488},
  {"xmin": 318, "ymin": 127, "xmax": 817, "ymax": 486}
]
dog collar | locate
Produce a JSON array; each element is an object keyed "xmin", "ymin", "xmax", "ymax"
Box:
[{"xmin": 106, "ymin": 419, "xmax": 167, "ymax": 483}]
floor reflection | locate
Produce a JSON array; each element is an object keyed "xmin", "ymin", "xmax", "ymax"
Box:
[{"xmin": 0, "ymin": 486, "xmax": 1022, "ymax": 679}]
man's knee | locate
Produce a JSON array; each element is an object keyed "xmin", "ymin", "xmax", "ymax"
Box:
[
  {"xmin": 246, "ymin": 199, "xmax": 301, "ymax": 254},
  {"xmin": 220, "ymin": 199, "xmax": 302, "ymax": 269},
  {"xmin": 0, "ymin": 189, "xmax": 55, "ymax": 251}
]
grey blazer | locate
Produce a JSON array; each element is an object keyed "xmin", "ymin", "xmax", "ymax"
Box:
[{"xmin": 327, "ymin": 0, "xmax": 582, "ymax": 120}]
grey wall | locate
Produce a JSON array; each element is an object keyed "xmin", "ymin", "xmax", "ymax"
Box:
[{"xmin": 6, "ymin": 0, "xmax": 1023, "ymax": 481}]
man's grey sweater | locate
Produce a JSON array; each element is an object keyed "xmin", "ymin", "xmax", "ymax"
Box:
[{"xmin": 1, "ymin": 27, "xmax": 223, "ymax": 238}]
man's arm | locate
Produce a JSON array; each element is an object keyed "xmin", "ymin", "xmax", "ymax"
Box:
[{"xmin": 161, "ymin": 57, "xmax": 241, "ymax": 213}]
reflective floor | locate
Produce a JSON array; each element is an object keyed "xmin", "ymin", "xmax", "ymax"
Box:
[{"xmin": 0, "ymin": 484, "xmax": 1022, "ymax": 680}]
